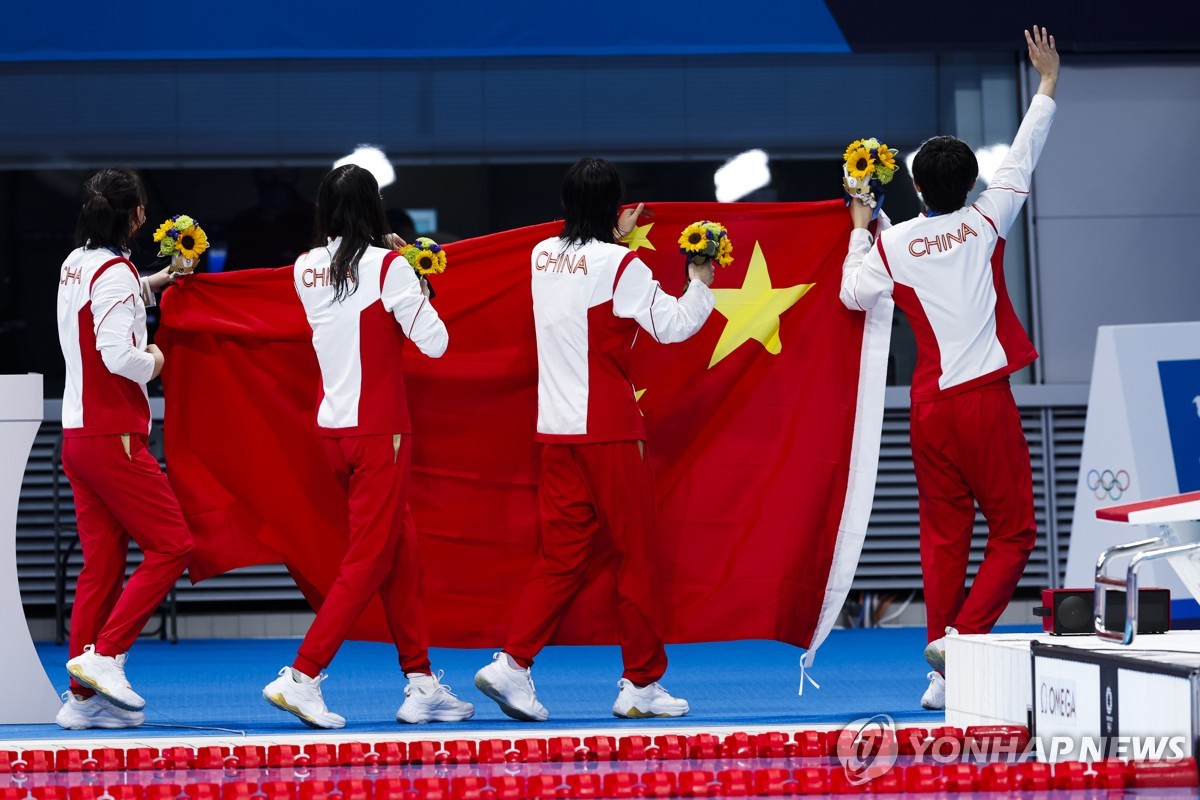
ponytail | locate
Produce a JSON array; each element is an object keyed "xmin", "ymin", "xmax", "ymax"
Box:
[{"xmin": 75, "ymin": 168, "xmax": 147, "ymax": 251}]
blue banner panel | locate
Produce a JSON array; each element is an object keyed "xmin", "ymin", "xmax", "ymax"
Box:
[
  {"xmin": 0, "ymin": 1, "xmax": 848, "ymax": 62},
  {"xmin": 1158, "ymin": 359, "xmax": 1200, "ymax": 493}
]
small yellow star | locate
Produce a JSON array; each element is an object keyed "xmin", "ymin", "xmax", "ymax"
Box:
[
  {"xmin": 621, "ymin": 223, "xmax": 656, "ymax": 252},
  {"xmin": 708, "ymin": 241, "xmax": 814, "ymax": 369}
]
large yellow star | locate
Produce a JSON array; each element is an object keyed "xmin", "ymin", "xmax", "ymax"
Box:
[
  {"xmin": 621, "ymin": 223, "xmax": 656, "ymax": 252},
  {"xmin": 708, "ymin": 241, "xmax": 814, "ymax": 369}
]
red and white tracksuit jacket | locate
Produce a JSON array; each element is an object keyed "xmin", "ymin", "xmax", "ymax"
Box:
[
  {"xmin": 504, "ymin": 238, "xmax": 714, "ymax": 684},
  {"xmin": 531, "ymin": 239, "xmax": 714, "ymax": 442},
  {"xmin": 841, "ymin": 94, "xmax": 1056, "ymax": 642},
  {"xmin": 290, "ymin": 241, "xmax": 447, "ymax": 676},
  {"xmin": 56, "ymin": 246, "xmax": 193, "ymax": 689}
]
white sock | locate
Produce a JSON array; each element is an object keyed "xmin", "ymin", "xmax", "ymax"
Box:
[
  {"xmin": 407, "ymin": 672, "xmax": 437, "ymax": 692},
  {"xmin": 290, "ymin": 668, "xmax": 316, "ymax": 684},
  {"xmin": 504, "ymin": 653, "xmax": 523, "ymax": 671}
]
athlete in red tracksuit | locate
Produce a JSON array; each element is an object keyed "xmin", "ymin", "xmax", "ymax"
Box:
[
  {"xmin": 474, "ymin": 157, "xmax": 716, "ymax": 721},
  {"xmin": 262, "ymin": 164, "xmax": 473, "ymax": 728},
  {"xmin": 55, "ymin": 168, "xmax": 193, "ymax": 729},
  {"xmin": 840, "ymin": 28, "xmax": 1060, "ymax": 710}
]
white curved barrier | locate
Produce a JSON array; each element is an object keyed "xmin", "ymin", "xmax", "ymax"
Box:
[{"xmin": 0, "ymin": 374, "xmax": 60, "ymax": 722}]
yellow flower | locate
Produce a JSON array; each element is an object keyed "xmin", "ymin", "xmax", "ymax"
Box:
[
  {"xmin": 876, "ymin": 145, "xmax": 897, "ymax": 173},
  {"xmin": 415, "ymin": 251, "xmax": 446, "ymax": 276},
  {"xmin": 716, "ymin": 235, "xmax": 733, "ymax": 267},
  {"xmin": 176, "ymin": 225, "xmax": 209, "ymax": 261},
  {"xmin": 153, "ymin": 220, "xmax": 174, "ymax": 243},
  {"xmin": 403, "ymin": 241, "xmax": 447, "ymax": 275},
  {"xmin": 843, "ymin": 139, "xmax": 864, "ymax": 163},
  {"xmin": 678, "ymin": 223, "xmax": 708, "ymax": 254},
  {"xmin": 846, "ymin": 146, "xmax": 874, "ymax": 180}
]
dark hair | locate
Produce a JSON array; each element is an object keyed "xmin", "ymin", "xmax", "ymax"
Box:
[
  {"xmin": 911, "ymin": 136, "xmax": 978, "ymax": 214},
  {"xmin": 315, "ymin": 164, "xmax": 391, "ymax": 303},
  {"xmin": 75, "ymin": 168, "xmax": 147, "ymax": 251},
  {"xmin": 559, "ymin": 157, "xmax": 622, "ymax": 245}
]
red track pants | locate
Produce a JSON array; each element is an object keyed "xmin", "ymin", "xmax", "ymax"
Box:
[
  {"xmin": 912, "ymin": 380, "xmax": 1037, "ymax": 643},
  {"xmin": 504, "ymin": 441, "xmax": 668, "ymax": 686},
  {"xmin": 63, "ymin": 434, "xmax": 194, "ymax": 695},
  {"xmin": 293, "ymin": 434, "xmax": 431, "ymax": 677}
]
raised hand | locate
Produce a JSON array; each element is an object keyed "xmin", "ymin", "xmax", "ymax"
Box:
[
  {"xmin": 145, "ymin": 264, "xmax": 177, "ymax": 294},
  {"xmin": 1025, "ymin": 25, "xmax": 1059, "ymax": 99},
  {"xmin": 848, "ymin": 196, "xmax": 874, "ymax": 230},
  {"xmin": 614, "ymin": 203, "xmax": 645, "ymax": 240},
  {"xmin": 687, "ymin": 258, "xmax": 716, "ymax": 287}
]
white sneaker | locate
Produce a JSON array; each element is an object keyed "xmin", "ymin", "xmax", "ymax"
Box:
[
  {"xmin": 65, "ymin": 645, "xmax": 145, "ymax": 711},
  {"xmin": 921, "ymin": 671, "xmax": 945, "ymax": 710},
  {"xmin": 473, "ymin": 652, "xmax": 549, "ymax": 722},
  {"xmin": 262, "ymin": 667, "xmax": 346, "ymax": 729},
  {"xmin": 56, "ymin": 691, "xmax": 145, "ymax": 730},
  {"xmin": 924, "ymin": 626, "xmax": 958, "ymax": 673},
  {"xmin": 397, "ymin": 672, "xmax": 475, "ymax": 723},
  {"xmin": 612, "ymin": 678, "xmax": 690, "ymax": 719}
]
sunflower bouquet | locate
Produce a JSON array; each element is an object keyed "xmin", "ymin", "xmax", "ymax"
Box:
[
  {"xmin": 153, "ymin": 214, "xmax": 208, "ymax": 274},
  {"xmin": 399, "ymin": 237, "xmax": 447, "ymax": 298},
  {"xmin": 842, "ymin": 138, "xmax": 900, "ymax": 211},
  {"xmin": 678, "ymin": 221, "xmax": 734, "ymax": 269}
]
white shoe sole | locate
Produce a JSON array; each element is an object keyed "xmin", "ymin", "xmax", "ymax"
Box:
[
  {"xmin": 397, "ymin": 706, "xmax": 476, "ymax": 724},
  {"xmin": 921, "ymin": 696, "xmax": 945, "ymax": 711},
  {"xmin": 474, "ymin": 672, "xmax": 547, "ymax": 722},
  {"xmin": 66, "ymin": 663, "xmax": 144, "ymax": 712},
  {"xmin": 923, "ymin": 643, "xmax": 946, "ymax": 673},
  {"xmin": 613, "ymin": 706, "xmax": 689, "ymax": 719},
  {"xmin": 57, "ymin": 714, "xmax": 143, "ymax": 730},
  {"xmin": 262, "ymin": 690, "xmax": 343, "ymax": 730}
]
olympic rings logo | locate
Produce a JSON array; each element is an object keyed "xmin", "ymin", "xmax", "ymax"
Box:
[{"xmin": 1087, "ymin": 468, "xmax": 1130, "ymax": 501}]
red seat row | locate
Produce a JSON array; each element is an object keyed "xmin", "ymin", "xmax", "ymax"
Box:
[
  {"xmin": 0, "ymin": 726, "xmax": 1032, "ymax": 772},
  {"xmin": 0, "ymin": 759, "xmax": 1194, "ymax": 798}
]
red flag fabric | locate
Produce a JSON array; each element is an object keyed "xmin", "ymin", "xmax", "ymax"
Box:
[{"xmin": 156, "ymin": 201, "xmax": 892, "ymax": 656}]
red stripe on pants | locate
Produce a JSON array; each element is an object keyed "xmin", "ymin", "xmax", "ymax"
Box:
[
  {"xmin": 293, "ymin": 434, "xmax": 431, "ymax": 677},
  {"xmin": 63, "ymin": 435, "xmax": 193, "ymax": 693},
  {"xmin": 911, "ymin": 380, "xmax": 1037, "ymax": 643},
  {"xmin": 504, "ymin": 441, "xmax": 667, "ymax": 686}
]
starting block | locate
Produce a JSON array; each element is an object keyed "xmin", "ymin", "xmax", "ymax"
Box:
[{"xmin": 1095, "ymin": 491, "xmax": 1200, "ymax": 644}]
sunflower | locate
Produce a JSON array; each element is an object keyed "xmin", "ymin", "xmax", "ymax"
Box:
[
  {"xmin": 176, "ymin": 225, "xmax": 209, "ymax": 261},
  {"xmin": 843, "ymin": 139, "xmax": 864, "ymax": 163},
  {"xmin": 716, "ymin": 234, "xmax": 734, "ymax": 267},
  {"xmin": 402, "ymin": 241, "xmax": 447, "ymax": 276},
  {"xmin": 875, "ymin": 145, "xmax": 897, "ymax": 173},
  {"xmin": 152, "ymin": 220, "xmax": 174, "ymax": 243},
  {"xmin": 846, "ymin": 146, "xmax": 875, "ymax": 181},
  {"xmin": 679, "ymin": 223, "xmax": 709, "ymax": 254},
  {"xmin": 416, "ymin": 250, "xmax": 447, "ymax": 276}
]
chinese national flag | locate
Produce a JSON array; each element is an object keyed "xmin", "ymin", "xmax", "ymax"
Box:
[{"xmin": 157, "ymin": 200, "xmax": 892, "ymax": 658}]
